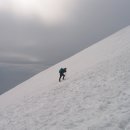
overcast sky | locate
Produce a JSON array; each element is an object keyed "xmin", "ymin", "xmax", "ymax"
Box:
[{"xmin": 0, "ymin": 0, "xmax": 130, "ymax": 95}]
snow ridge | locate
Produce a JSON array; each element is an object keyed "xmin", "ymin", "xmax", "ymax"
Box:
[{"xmin": 0, "ymin": 26, "xmax": 130, "ymax": 130}]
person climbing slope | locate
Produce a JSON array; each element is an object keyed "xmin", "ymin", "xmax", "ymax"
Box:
[{"xmin": 59, "ymin": 68, "xmax": 67, "ymax": 82}]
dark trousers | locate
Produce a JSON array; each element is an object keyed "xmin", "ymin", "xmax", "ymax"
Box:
[{"xmin": 59, "ymin": 73, "xmax": 65, "ymax": 82}]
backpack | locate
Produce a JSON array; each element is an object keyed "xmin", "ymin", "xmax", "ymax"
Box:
[{"xmin": 59, "ymin": 68, "xmax": 63, "ymax": 73}]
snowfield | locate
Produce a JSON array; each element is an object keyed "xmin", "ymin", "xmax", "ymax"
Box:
[{"xmin": 0, "ymin": 26, "xmax": 130, "ymax": 130}]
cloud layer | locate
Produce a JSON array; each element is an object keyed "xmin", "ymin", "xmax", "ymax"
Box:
[
  {"xmin": 0, "ymin": 0, "xmax": 130, "ymax": 65},
  {"xmin": 0, "ymin": 0, "xmax": 77, "ymax": 25}
]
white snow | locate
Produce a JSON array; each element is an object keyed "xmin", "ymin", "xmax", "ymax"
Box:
[{"xmin": 0, "ymin": 26, "xmax": 130, "ymax": 130}]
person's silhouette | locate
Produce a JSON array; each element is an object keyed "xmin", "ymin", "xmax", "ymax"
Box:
[{"xmin": 59, "ymin": 68, "xmax": 67, "ymax": 82}]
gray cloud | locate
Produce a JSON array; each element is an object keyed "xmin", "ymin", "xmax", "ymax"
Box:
[
  {"xmin": 0, "ymin": 0, "xmax": 130, "ymax": 64},
  {"xmin": 0, "ymin": 62, "xmax": 47, "ymax": 95}
]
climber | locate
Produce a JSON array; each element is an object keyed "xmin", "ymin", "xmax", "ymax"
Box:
[{"xmin": 59, "ymin": 68, "xmax": 67, "ymax": 82}]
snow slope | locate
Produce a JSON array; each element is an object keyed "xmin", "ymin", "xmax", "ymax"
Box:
[{"xmin": 0, "ymin": 26, "xmax": 130, "ymax": 130}]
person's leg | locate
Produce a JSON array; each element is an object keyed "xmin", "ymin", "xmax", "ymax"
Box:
[
  {"xmin": 63, "ymin": 74, "xmax": 65, "ymax": 80},
  {"xmin": 59, "ymin": 73, "xmax": 62, "ymax": 82}
]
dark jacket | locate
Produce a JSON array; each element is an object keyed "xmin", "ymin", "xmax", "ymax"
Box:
[{"xmin": 59, "ymin": 68, "xmax": 67, "ymax": 74}]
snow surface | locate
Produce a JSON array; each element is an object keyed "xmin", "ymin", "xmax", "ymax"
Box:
[{"xmin": 0, "ymin": 26, "xmax": 130, "ymax": 130}]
